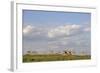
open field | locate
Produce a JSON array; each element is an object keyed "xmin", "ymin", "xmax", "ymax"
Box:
[{"xmin": 23, "ymin": 54, "xmax": 91, "ymax": 63}]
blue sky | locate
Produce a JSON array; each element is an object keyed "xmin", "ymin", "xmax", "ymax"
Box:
[
  {"xmin": 22, "ymin": 10, "xmax": 91, "ymax": 55},
  {"xmin": 23, "ymin": 10, "xmax": 91, "ymax": 26}
]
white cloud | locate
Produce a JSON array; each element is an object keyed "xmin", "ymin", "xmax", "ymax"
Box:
[
  {"xmin": 23, "ymin": 24, "xmax": 91, "ymax": 55},
  {"xmin": 23, "ymin": 24, "xmax": 90, "ymax": 44},
  {"xmin": 83, "ymin": 27, "xmax": 91, "ymax": 32},
  {"xmin": 23, "ymin": 25, "xmax": 47, "ymax": 37},
  {"xmin": 48, "ymin": 24, "xmax": 81, "ymax": 38},
  {"xmin": 23, "ymin": 25, "xmax": 34, "ymax": 34}
]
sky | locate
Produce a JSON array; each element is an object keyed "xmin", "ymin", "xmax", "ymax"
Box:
[{"xmin": 22, "ymin": 10, "xmax": 91, "ymax": 55}]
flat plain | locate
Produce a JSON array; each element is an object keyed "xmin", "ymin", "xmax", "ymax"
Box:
[{"xmin": 23, "ymin": 54, "xmax": 91, "ymax": 62}]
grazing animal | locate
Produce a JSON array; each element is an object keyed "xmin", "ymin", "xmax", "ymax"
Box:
[
  {"xmin": 64, "ymin": 51, "xmax": 72, "ymax": 56},
  {"xmin": 68, "ymin": 51, "xmax": 72, "ymax": 55},
  {"xmin": 64, "ymin": 51, "xmax": 68, "ymax": 55}
]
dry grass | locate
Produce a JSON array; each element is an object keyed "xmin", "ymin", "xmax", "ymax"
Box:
[{"xmin": 23, "ymin": 54, "xmax": 91, "ymax": 63}]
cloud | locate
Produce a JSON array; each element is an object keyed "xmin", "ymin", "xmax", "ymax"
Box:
[
  {"xmin": 23, "ymin": 25, "xmax": 34, "ymax": 34},
  {"xmin": 47, "ymin": 24, "xmax": 81, "ymax": 38},
  {"xmin": 23, "ymin": 24, "xmax": 91, "ymax": 55},
  {"xmin": 23, "ymin": 25, "xmax": 50, "ymax": 42},
  {"xmin": 23, "ymin": 24, "xmax": 90, "ymax": 42},
  {"xmin": 83, "ymin": 27, "xmax": 91, "ymax": 32},
  {"xmin": 23, "ymin": 24, "xmax": 90, "ymax": 40},
  {"xmin": 23, "ymin": 25, "xmax": 47, "ymax": 37}
]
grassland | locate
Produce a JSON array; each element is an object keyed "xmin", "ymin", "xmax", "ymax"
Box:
[{"xmin": 23, "ymin": 54, "xmax": 91, "ymax": 63}]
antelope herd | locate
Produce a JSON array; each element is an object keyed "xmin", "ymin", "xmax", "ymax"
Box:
[
  {"xmin": 63, "ymin": 51, "xmax": 73, "ymax": 56},
  {"xmin": 26, "ymin": 50, "xmax": 74, "ymax": 56}
]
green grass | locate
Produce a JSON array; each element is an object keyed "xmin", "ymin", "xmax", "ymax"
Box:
[{"xmin": 23, "ymin": 54, "xmax": 91, "ymax": 63}]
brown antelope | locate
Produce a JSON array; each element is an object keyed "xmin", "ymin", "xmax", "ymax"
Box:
[
  {"xmin": 68, "ymin": 51, "xmax": 72, "ymax": 55},
  {"xmin": 64, "ymin": 51, "xmax": 72, "ymax": 56}
]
